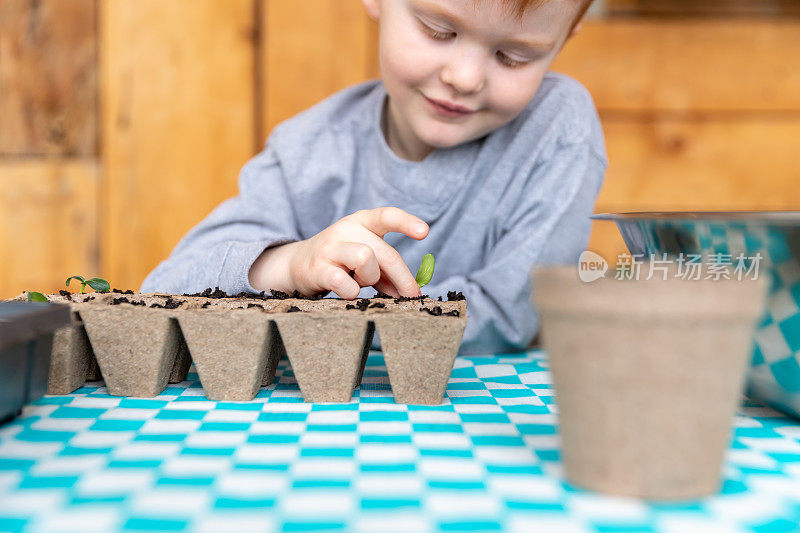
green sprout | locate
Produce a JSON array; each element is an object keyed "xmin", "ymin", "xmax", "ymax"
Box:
[
  {"xmin": 27, "ymin": 291, "xmax": 47, "ymax": 302},
  {"xmin": 415, "ymin": 253, "xmax": 435, "ymax": 288},
  {"xmin": 66, "ymin": 275, "xmax": 111, "ymax": 294}
]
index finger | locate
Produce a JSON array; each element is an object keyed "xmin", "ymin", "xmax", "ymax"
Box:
[
  {"xmin": 350, "ymin": 207, "xmax": 428, "ymax": 240},
  {"xmin": 347, "ymin": 225, "xmax": 423, "ymax": 297},
  {"xmin": 370, "ymin": 235, "xmax": 422, "ymax": 297}
]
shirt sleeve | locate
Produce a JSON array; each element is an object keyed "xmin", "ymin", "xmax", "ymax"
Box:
[
  {"xmin": 420, "ymin": 140, "xmax": 606, "ymax": 355},
  {"xmin": 139, "ymin": 145, "xmax": 301, "ymax": 295}
]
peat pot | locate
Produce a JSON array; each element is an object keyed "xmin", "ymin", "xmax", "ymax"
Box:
[
  {"xmin": 595, "ymin": 211, "xmax": 800, "ymax": 419},
  {"xmin": 532, "ymin": 266, "xmax": 767, "ymax": 500}
]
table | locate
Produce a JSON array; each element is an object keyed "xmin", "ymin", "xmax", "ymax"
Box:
[{"xmin": 1, "ymin": 350, "xmax": 799, "ymax": 533}]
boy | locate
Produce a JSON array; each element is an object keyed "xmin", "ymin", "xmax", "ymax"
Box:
[{"xmin": 141, "ymin": 0, "xmax": 607, "ymax": 355}]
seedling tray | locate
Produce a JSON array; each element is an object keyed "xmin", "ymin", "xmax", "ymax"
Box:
[
  {"xmin": 0, "ymin": 301, "xmax": 71, "ymax": 424},
  {"xmin": 9, "ymin": 289, "xmax": 467, "ymax": 404}
]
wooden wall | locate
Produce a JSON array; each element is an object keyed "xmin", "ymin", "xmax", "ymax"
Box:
[
  {"xmin": 1, "ymin": 0, "xmax": 799, "ymax": 297},
  {"xmin": 101, "ymin": 0, "xmax": 257, "ymax": 290},
  {"xmin": 0, "ymin": 0, "xmax": 99, "ymax": 298},
  {"xmin": 552, "ymin": 19, "xmax": 800, "ymax": 260}
]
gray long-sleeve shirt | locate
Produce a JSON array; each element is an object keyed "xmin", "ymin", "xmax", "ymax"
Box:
[{"xmin": 141, "ymin": 72, "xmax": 607, "ymax": 355}]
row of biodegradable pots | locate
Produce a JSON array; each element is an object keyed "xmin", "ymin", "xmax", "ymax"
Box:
[
  {"xmin": 39, "ymin": 292, "xmax": 467, "ymax": 404},
  {"xmin": 532, "ymin": 266, "xmax": 767, "ymax": 500}
]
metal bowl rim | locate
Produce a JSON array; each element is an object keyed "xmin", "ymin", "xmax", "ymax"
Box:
[{"xmin": 593, "ymin": 211, "xmax": 800, "ymax": 223}]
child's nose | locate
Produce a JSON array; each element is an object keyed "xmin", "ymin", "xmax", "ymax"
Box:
[{"xmin": 439, "ymin": 48, "xmax": 486, "ymax": 95}]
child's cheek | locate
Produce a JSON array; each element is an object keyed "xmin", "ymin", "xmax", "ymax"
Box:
[
  {"xmin": 384, "ymin": 48, "xmax": 421, "ymax": 88},
  {"xmin": 489, "ymin": 71, "xmax": 545, "ymax": 119},
  {"xmin": 380, "ymin": 26, "xmax": 435, "ymax": 89}
]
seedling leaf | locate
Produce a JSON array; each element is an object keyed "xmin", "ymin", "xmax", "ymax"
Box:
[
  {"xmin": 27, "ymin": 291, "xmax": 47, "ymax": 302},
  {"xmin": 66, "ymin": 275, "xmax": 110, "ymax": 293},
  {"xmin": 67, "ymin": 276, "xmax": 86, "ymax": 288},
  {"xmin": 85, "ymin": 278, "xmax": 111, "ymax": 292}
]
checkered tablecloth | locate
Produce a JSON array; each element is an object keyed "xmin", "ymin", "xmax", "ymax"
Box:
[{"xmin": 1, "ymin": 350, "xmax": 800, "ymax": 533}]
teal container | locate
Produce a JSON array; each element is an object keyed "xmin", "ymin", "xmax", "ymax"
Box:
[{"xmin": 594, "ymin": 211, "xmax": 800, "ymax": 419}]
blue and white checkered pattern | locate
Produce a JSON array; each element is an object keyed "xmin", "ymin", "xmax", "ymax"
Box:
[
  {"xmin": 1, "ymin": 350, "xmax": 800, "ymax": 533},
  {"xmin": 634, "ymin": 220, "xmax": 800, "ymax": 419},
  {"xmin": 692, "ymin": 223, "xmax": 800, "ymax": 418}
]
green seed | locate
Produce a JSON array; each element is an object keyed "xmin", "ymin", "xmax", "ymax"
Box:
[{"xmin": 415, "ymin": 253, "xmax": 435, "ymax": 288}]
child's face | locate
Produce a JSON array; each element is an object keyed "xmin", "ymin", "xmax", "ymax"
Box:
[{"xmin": 365, "ymin": 0, "xmax": 580, "ymax": 161}]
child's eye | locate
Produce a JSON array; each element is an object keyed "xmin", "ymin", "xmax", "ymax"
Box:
[
  {"xmin": 496, "ymin": 50, "xmax": 529, "ymax": 68},
  {"xmin": 419, "ymin": 20, "xmax": 456, "ymax": 41}
]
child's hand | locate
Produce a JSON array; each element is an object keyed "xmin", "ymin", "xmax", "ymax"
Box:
[
  {"xmin": 290, "ymin": 207, "xmax": 429, "ymax": 299},
  {"xmin": 249, "ymin": 207, "xmax": 429, "ymax": 299}
]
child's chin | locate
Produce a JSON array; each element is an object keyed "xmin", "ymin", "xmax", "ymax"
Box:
[{"xmin": 417, "ymin": 129, "xmax": 474, "ymax": 150}]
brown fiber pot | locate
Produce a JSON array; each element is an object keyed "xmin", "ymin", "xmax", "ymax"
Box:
[{"xmin": 532, "ymin": 266, "xmax": 767, "ymax": 500}]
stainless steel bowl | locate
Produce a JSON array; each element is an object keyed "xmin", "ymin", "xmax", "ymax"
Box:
[{"xmin": 593, "ymin": 211, "xmax": 800, "ymax": 419}]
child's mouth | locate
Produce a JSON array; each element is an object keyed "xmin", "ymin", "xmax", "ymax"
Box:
[{"xmin": 423, "ymin": 95, "xmax": 474, "ymax": 118}]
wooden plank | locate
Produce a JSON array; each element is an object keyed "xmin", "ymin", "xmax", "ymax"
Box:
[
  {"xmin": 0, "ymin": 161, "xmax": 99, "ymax": 298},
  {"xmin": 0, "ymin": 0, "xmax": 97, "ymax": 156},
  {"xmin": 101, "ymin": 0, "xmax": 256, "ymax": 291},
  {"xmin": 604, "ymin": 0, "xmax": 800, "ymax": 17},
  {"xmin": 263, "ymin": 0, "xmax": 378, "ymax": 137},
  {"xmin": 552, "ymin": 19, "xmax": 800, "ymax": 112},
  {"xmin": 586, "ymin": 114, "xmax": 800, "ymax": 264},
  {"xmin": 596, "ymin": 115, "xmax": 800, "ymax": 211}
]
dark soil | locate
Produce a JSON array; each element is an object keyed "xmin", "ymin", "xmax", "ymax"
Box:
[
  {"xmin": 164, "ymin": 297, "xmax": 183, "ymax": 309},
  {"xmin": 111, "ymin": 297, "xmax": 145, "ymax": 307},
  {"xmin": 90, "ymin": 286, "xmax": 464, "ymax": 315},
  {"xmin": 184, "ymin": 287, "xmax": 326, "ymax": 301},
  {"xmin": 344, "ymin": 300, "xmax": 386, "ymax": 311},
  {"xmin": 181, "ymin": 287, "xmax": 465, "ymax": 306},
  {"xmin": 150, "ymin": 297, "xmax": 184, "ymax": 310},
  {"xmin": 345, "ymin": 299, "xmax": 371, "ymax": 312},
  {"xmin": 270, "ymin": 289, "xmax": 326, "ymax": 301},
  {"xmin": 112, "ymin": 289, "xmax": 135, "ymax": 294},
  {"xmin": 185, "ymin": 287, "xmax": 230, "ymax": 299},
  {"xmin": 420, "ymin": 305, "xmax": 460, "ymax": 317},
  {"xmin": 393, "ymin": 294, "xmax": 429, "ymax": 303},
  {"xmin": 59, "ymin": 290, "xmax": 72, "ymax": 301}
]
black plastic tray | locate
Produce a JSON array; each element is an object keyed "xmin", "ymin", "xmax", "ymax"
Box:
[{"xmin": 0, "ymin": 301, "xmax": 71, "ymax": 425}]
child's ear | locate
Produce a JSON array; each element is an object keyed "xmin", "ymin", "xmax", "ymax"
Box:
[{"xmin": 361, "ymin": 0, "xmax": 380, "ymax": 20}]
